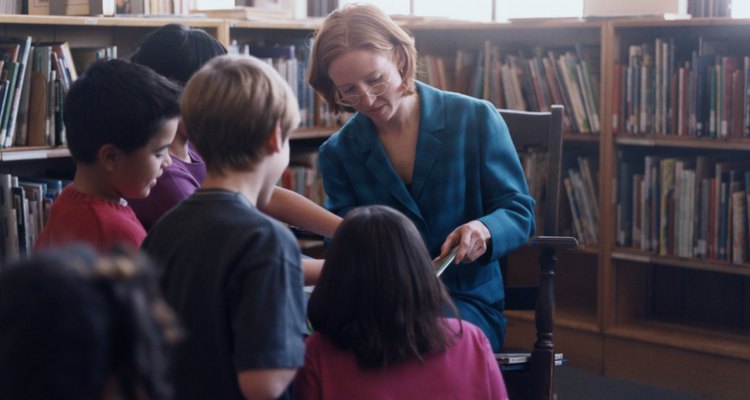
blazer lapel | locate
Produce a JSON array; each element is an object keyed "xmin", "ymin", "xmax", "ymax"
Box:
[
  {"xmin": 354, "ymin": 115, "xmax": 423, "ymax": 220},
  {"xmin": 410, "ymin": 82, "xmax": 445, "ymax": 201}
]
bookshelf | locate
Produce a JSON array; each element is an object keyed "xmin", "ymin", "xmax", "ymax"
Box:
[
  {"xmin": 0, "ymin": 15, "xmax": 336, "ymax": 261},
  {"xmin": 404, "ymin": 17, "xmax": 750, "ymax": 397},
  {"xmin": 2, "ymin": 13, "xmax": 750, "ymax": 397},
  {"xmin": 603, "ymin": 18, "xmax": 750, "ymax": 397}
]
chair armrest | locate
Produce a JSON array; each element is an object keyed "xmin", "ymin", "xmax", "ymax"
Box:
[{"xmin": 529, "ymin": 236, "xmax": 579, "ymax": 249}]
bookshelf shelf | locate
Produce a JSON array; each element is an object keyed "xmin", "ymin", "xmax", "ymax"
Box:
[
  {"xmin": 506, "ymin": 309, "xmax": 599, "ymax": 333},
  {"xmin": 563, "ymin": 133, "xmax": 599, "ymax": 143},
  {"xmin": 290, "ymin": 127, "xmax": 335, "ymax": 141},
  {"xmin": 0, "ymin": 14, "xmax": 225, "ymax": 28},
  {"xmin": 615, "ymin": 134, "xmax": 750, "ymax": 151},
  {"xmin": 608, "ymin": 321, "xmax": 750, "ymax": 361},
  {"xmin": 612, "ymin": 248, "xmax": 750, "ymax": 277},
  {"xmin": 0, "ymin": 146, "xmax": 70, "ymax": 161},
  {"xmin": 228, "ymin": 18, "xmax": 323, "ymax": 30},
  {"xmin": 572, "ymin": 244, "xmax": 599, "ymax": 255}
]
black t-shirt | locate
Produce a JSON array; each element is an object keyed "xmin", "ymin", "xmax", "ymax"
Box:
[{"xmin": 143, "ymin": 189, "xmax": 305, "ymax": 400}]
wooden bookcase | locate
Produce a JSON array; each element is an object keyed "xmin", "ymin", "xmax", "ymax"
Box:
[
  {"xmin": 3, "ymin": 13, "xmax": 750, "ymax": 398},
  {"xmin": 601, "ymin": 19, "xmax": 750, "ymax": 398},
  {"xmin": 405, "ymin": 20, "xmax": 607, "ymax": 373}
]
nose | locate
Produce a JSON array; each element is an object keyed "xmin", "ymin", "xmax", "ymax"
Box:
[{"xmin": 360, "ymin": 91, "xmax": 377, "ymax": 107}]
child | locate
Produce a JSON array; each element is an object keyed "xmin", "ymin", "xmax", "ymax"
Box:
[
  {"xmin": 34, "ymin": 59, "xmax": 180, "ymax": 252},
  {"xmin": 0, "ymin": 245, "xmax": 179, "ymax": 400},
  {"xmin": 128, "ymin": 24, "xmax": 339, "ymax": 284},
  {"xmin": 126, "ymin": 24, "xmax": 223, "ymax": 230},
  {"xmin": 294, "ymin": 205, "xmax": 509, "ymax": 400},
  {"xmin": 128, "ymin": 23, "xmax": 340, "ymax": 237},
  {"xmin": 142, "ymin": 54, "xmax": 306, "ymax": 400}
]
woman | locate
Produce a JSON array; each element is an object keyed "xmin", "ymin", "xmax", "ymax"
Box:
[
  {"xmin": 294, "ymin": 205, "xmax": 508, "ymax": 400},
  {"xmin": 308, "ymin": 4, "xmax": 535, "ymax": 351}
]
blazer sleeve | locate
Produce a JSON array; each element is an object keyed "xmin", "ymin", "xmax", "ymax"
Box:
[
  {"xmin": 476, "ymin": 101, "xmax": 536, "ymax": 261},
  {"xmin": 318, "ymin": 138, "xmax": 358, "ymax": 218}
]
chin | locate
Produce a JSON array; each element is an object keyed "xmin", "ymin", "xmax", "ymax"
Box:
[{"xmin": 131, "ymin": 188, "xmax": 151, "ymax": 199}]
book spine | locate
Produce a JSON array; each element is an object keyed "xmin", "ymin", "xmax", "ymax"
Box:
[{"xmin": 732, "ymin": 190, "xmax": 746, "ymax": 264}]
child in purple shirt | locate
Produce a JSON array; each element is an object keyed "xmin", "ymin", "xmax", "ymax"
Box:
[{"xmin": 129, "ymin": 143, "xmax": 205, "ymax": 230}]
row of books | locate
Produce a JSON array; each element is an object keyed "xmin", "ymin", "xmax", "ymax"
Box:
[
  {"xmin": 233, "ymin": 40, "xmax": 342, "ymax": 129},
  {"xmin": 0, "ymin": 0, "xmax": 21, "ymax": 14},
  {"xmin": 614, "ymin": 37, "xmax": 750, "ymax": 138},
  {"xmin": 418, "ymin": 43, "xmax": 601, "ymax": 135},
  {"xmin": 278, "ymin": 152, "xmax": 326, "ymax": 207},
  {"xmin": 23, "ymin": 0, "xmax": 192, "ymax": 16},
  {"xmin": 0, "ymin": 174, "xmax": 66, "ymax": 265},
  {"xmin": 689, "ymin": 0, "xmax": 731, "ymax": 18},
  {"xmin": 138, "ymin": 0, "xmax": 192, "ymax": 15},
  {"xmin": 616, "ymin": 153, "xmax": 750, "ymax": 265},
  {"xmin": 563, "ymin": 156, "xmax": 599, "ymax": 246},
  {"xmin": 0, "ymin": 34, "xmax": 118, "ymax": 149}
]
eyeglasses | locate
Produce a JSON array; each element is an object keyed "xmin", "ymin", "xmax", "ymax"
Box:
[{"xmin": 335, "ymin": 80, "xmax": 390, "ymax": 107}]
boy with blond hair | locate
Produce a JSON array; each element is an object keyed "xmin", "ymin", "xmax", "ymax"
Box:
[
  {"xmin": 35, "ymin": 59, "xmax": 180, "ymax": 252},
  {"xmin": 142, "ymin": 54, "xmax": 305, "ymax": 400}
]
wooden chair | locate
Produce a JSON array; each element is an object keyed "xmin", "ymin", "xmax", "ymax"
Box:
[{"xmin": 498, "ymin": 105, "xmax": 579, "ymax": 400}]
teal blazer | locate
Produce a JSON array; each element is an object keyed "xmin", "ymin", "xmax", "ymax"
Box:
[{"xmin": 318, "ymin": 81, "xmax": 535, "ymax": 350}]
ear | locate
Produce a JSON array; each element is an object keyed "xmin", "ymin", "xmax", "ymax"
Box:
[
  {"xmin": 176, "ymin": 120, "xmax": 189, "ymax": 139},
  {"xmin": 393, "ymin": 47, "xmax": 407, "ymax": 75},
  {"xmin": 97, "ymin": 144, "xmax": 120, "ymax": 173},
  {"xmin": 265, "ymin": 120, "xmax": 284, "ymax": 154}
]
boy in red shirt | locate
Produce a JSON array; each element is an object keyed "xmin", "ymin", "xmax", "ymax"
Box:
[{"xmin": 35, "ymin": 59, "xmax": 180, "ymax": 252}]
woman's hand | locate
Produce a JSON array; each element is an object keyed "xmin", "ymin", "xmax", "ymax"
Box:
[{"xmin": 436, "ymin": 220, "xmax": 491, "ymax": 264}]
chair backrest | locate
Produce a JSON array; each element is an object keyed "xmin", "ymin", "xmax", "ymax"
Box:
[
  {"xmin": 498, "ymin": 106, "xmax": 566, "ymax": 400},
  {"xmin": 499, "ymin": 105, "xmax": 564, "ymax": 237},
  {"xmin": 499, "ymin": 106, "xmax": 564, "ymax": 312}
]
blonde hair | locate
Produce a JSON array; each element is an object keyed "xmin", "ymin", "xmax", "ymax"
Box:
[
  {"xmin": 308, "ymin": 3, "xmax": 418, "ymax": 114},
  {"xmin": 181, "ymin": 54, "xmax": 300, "ymax": 174}
]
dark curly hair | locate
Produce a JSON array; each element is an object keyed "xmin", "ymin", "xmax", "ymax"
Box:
[{"xmin": 0, "ymin": 245, "xmax": 180, "ymax": 400}]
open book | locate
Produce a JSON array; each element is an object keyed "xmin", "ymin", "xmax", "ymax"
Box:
[{"xmin": 433, "ymin": 246, "xmax": 458, "ymax": 276}]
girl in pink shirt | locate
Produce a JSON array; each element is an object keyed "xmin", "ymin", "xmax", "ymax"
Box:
[{"xmin": 294, "ymin": 205, "xmax": 508, "ymax": 400}]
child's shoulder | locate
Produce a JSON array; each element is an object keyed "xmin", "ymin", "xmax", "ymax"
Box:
[
  {"xmin": 178, "ymin": 189, "xmax": 296, "ymax": 243},
  {"xmin": 39, "ymin": 187, "xmax": 145, "ymax": 251}
]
